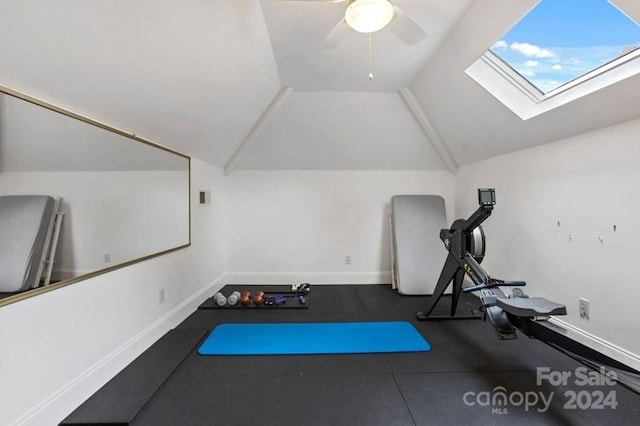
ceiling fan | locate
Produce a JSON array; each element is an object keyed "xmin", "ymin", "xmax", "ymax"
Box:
[{"xmin": 288, "ymin": 0, "xmax": 428, "ymax": 47}]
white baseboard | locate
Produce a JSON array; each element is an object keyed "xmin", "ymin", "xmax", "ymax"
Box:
[
  {"xmin": 15, "ymin": 274, "xmax": 226, "ymax": 426},
  {"xmin": 224, "ymin": 271, "xmax": 392, "ymax": 285},
  {"xmin": 548, "ymin": 317, "xmax": 640, "ymax": 372}
]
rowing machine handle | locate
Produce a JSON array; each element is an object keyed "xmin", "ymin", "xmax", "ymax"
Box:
[
  {"xmin": 463, "ymin": 281, "xmax": 527, "ymax": 293},
  {"xmin": 502, "ymin": 281, "xmax": 527, "ymax": 287}
]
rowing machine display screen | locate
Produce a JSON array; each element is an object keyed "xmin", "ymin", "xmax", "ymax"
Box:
[{"xmin": 478, "ymin": 188, "xmax": 495, "ymax": 206}]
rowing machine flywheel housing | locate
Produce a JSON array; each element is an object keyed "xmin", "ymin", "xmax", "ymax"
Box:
[{"xmin": 449, "ymin": 219, "xmax": 486, "ymax": 263}]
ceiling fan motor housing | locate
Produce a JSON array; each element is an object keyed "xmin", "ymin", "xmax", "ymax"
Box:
[{"xmin": 345, "ymin": 0, "xmax": 395, "ymax": 34}]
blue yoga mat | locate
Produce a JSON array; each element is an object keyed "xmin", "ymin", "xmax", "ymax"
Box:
[{"xmin": 198, "ymin": 321, "xmax": 430, "ymax": 355}]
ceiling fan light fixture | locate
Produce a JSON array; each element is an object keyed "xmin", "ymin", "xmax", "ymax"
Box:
[{"xmin": 345, "ymin": 0, "xmax": 395, "ymax": 34}]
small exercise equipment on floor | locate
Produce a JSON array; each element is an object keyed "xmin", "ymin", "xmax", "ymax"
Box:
[{"xmin": 202, "ymin": 284, "xmax": 311, "ymax": 309}]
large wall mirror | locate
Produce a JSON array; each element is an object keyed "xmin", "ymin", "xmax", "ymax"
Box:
[{"xmin": 0, "ymin": 86, "xmax": 190, "ymax": 307}]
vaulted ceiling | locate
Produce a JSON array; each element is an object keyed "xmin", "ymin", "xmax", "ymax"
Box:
[
  {"xmin": 260, "ymin": 0, "xmax": 473, "ymax": 91},
  {"xmin": 1, "ymin": 0, "xmax": 640, "ymax": 173}
]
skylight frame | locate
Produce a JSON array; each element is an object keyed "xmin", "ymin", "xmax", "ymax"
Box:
[
  {"xmin": 482, "ymin": 45, "xmax": 640, "ymax": 104},
  {"xmin": 480, "ymin": 50, "xmax": 545, "ymax": 102},
  {"xmin": 542, "ymin": 46, "xmax": 640, "ymax": 98},
  {"xmin": 465, "ymin": 0, "xmax": 640, "ymax": 120}
]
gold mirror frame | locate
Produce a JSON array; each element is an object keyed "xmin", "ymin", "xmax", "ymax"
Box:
[{"xmin": 0, "ymin": 84, "xmax": 191, "ymax": 307}]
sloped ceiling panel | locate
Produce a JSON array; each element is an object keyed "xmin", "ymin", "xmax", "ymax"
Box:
[
  {"xmin": 259, "ymin": 0, "xmax": 475, "ymax": 91},
  {"xmin": 235, "ymin": 91, "xmax": 447, "ymax": 170},
  {"xmin": 411, "ymin": 0, "xmax": 640, "ymax": 166},
  {"xmin": 0, "ymin": 0, "xmax": 281, "ymax": 166}
]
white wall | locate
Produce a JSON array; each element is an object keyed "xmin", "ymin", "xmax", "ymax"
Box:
[
  {"xmin": 0, "ymin": 170, "xmax": 189, "ymax": 280},
  {"xmin": 226, "ymin": 170, "xmax": 454, "ymax": 284},
  {"xmin": 0, "ymin": 159, "xmax": 226, "ymax": 426},
  {"xmin": 455, "ymin": 118, "xmax": 640, "ymax": 357}
]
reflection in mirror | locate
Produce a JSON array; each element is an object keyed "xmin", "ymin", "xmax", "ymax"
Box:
[{"xmin": 0, "ymin": 89, "xmax": 190, "ymax": 306}]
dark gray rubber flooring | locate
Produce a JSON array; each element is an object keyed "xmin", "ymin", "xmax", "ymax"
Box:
[
  {"xmin": 61, "ymin": 328, "xmax": 207, "ymax": 425},
  {"xmin": 63, "ymin": 285, "xmax": 640, "ymax": 425}
]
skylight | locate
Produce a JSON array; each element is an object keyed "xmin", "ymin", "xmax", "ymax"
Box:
[{"xmin": 489, "ymin": 0, "xmax": 640, "ymax": 94}]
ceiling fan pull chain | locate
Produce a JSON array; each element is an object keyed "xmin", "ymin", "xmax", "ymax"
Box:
[{"xmin": 368, "ymin": 33, "xmax": 374, "ymax": 80}]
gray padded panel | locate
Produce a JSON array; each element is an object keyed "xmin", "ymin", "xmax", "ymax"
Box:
[
  {"xmin": 391, "ymin": 195, "xmax": 448, "ymax": 295},
  {"xmin": 497, "ymin": 297, "xmax": 567, "ymax": 317},
  {"xmin": 0, "ymin": 195, "xmax": 55, "ymax": 292}
]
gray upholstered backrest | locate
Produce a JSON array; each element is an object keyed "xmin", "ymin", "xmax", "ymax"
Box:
[
  {"xmin": 391, "ymin": 195, "xmax": 448, "ymax": 295},
  {"xmin": 0, "ymin": 195, "xmax": 56, "ymax": 292}
]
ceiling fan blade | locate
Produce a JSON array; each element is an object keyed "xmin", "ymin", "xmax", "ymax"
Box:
[
  {"xmin": 319, "ymin": 18, "xmax": 349, "ymax": 48},
  {"xmin": 388, "ymin": 5, "xmax": 427, "ymax": 46}
]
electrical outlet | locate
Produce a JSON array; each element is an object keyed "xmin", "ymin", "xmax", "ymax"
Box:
[
  {"xmin": 579, "ymin": 298, "xmax": 590, "ymax": 319},
  {"xmin": 104, "ymin": 252, "xmax": 111, "ymax": 263},
  {"xmin": 159, "ymin": 288, "xmax": 165, "ymax": 304},
  {"xmin": 344, "ymin": 255, "xmax": 352, "ymax": 265}
]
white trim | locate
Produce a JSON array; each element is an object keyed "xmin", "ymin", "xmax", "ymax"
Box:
[
  {"xmin": 224, "ymin": 271, "xmax": 392, "ymax": 285},
  {"xmin": 224, "ymin": 87, "xmax": 293, "ymax": 176},
  {"xmin": 480, "ymin": 51, "xmax": 543, "ymax": 102},
  {"xmin": 398, "ymin": 88, "xmax": 458, "ymax": 173},
  {"xmin": 13, "ymin": 274, "xmax": 226, "ymax": 426},
  {"xmin": 548, "ymin": 317, "xmax": 640, "ymax": 372},
  {"xmin": 545, "ymin": 48, "xmax": 640, "ymax": 99}
]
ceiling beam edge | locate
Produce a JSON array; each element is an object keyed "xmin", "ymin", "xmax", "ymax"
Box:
[
  {"xmin": 224, "ymin": 86, "xmax": 293, "ymax": 175},
  {"xmin": 399, "ymin": 87, "xmax": 458, "ymax": 174}
]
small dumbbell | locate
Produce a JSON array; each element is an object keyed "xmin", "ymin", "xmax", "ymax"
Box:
[
  {"xmin": 254, "ymin": 291, "xmax": 264, "ymax": 306},
  {"xmin": 239, "ymin": 291, "xmax": 252, "ymax": 307},
  {"xmin": 213, "ymin": 292, "xmax": 227, "ymax": 306},
  {"xmin": 227, "ymin": 291, "xmax": 241, "ymax": 306}
]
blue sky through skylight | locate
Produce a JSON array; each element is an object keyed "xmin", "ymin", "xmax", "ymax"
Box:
[{"xmin": 490, "ymin": 0, "xmax": 640, "ymax": 93}]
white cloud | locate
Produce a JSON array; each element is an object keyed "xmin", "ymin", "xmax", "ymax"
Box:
[
  {"xmin": 524, "ymin": 60, "xmax": 539, "ymax": 67},
  {"xmin": 518, "ymin": 69, "xmax": 536, "ymax": 77},
  {"xmin": 492, "ymin": 40, "xmax": 508, "ymax": 50},
  {"xmin": 552, "ymin": 64, "xmax": 563, "ymax": 70},
  {"xmin": 510, "ymin": 42, "xmax": 555, "ymax": 58}
]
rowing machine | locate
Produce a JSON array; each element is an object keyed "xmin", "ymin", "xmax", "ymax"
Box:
[
  {"xmin": 416, "ymin": 189, "xmax": 640, "ymax": 392},
  {"xmin": 416, "ymin": 188, "xmax": 562, "ymax": 339}
]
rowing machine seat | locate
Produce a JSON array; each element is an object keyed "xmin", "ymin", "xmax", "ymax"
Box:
[{"xmin": 496, "ymin": 297, "xmax": 567, "ymax": 317}]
